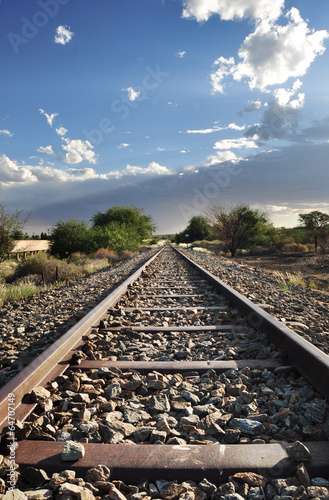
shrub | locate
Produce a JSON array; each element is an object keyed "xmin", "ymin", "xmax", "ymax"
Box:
[
  {"xmin": 91, "ymin": 248, "xmax": 119, "ymax": 263},
  {"xmin": 119, "ymin": 250, "xmax": 135, "ymax": 260},
  {"xmin": 67, "ymin": 252, "xmax": 91, "ymax": 266},
  {"xmin": 282, "ymin": 243, "xmax": 309, "ymax": 253},
  {"xmin": 14, "ymin": 253, "xmax": 59, "ymax": 280}
]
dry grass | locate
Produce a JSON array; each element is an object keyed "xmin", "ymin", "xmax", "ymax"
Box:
[{"xmin": 273, "ymin": 270, "xmax": 306, "ymax": 291}]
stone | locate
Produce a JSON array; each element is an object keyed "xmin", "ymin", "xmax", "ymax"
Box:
[
  {"xmin": 228, "ymin": 418, "xmax": 264, "ymax": 436},
  {"xmin": 161, "ymin": 483, "xmax": 187, "ymax": 500},
  {"xmin": 104, "ymin": 383, "xmax": 122, "ymax": 399},
  {"xmin": 286, "ymin": 441, "xmax": 312, "ymax": 462},
  {"xmin": 2, "ymin": 490, "xmax": 28, "ymax": 500},
  {"xmin": 311, "ymin": 478, "xmax": 329, "ymax": 487},
  {"xmin": 231, "ymin": 472, "xmax": 267, "ymax": 488},
  {"xmin": 198, "ymin": 479, "xmax": 216, "ymax": 496},
  {"xmin": 21, "ymin": 468, "xmax": 50, "ymax": 488},
  {"xmin": 304, "ymin": 399, "xmax": 327, "ymax": 423},
  {"xmin": 30, "ymin": 387, "xmax": 51, "ymax": 403},
  {"xmin": 149, "ymin": 394, "xmax": 171, "ymax": 413},
  {"xmin": 23, "ymin": 489, "xmax": 52, "ymax": 500},
  {"xmin": 104, "ymin": 484, "xmax": 128, "ymax": 500},
  {"xmin": 61, "ymin": 441, "xmax": 85, "ymax": 461},
  {"xmin": 296, "ymin": 463, "xmax": 311, "ymax": 488},
  {"xmin": 307, "ymin": 486, "xmax": 329, "ymax": 498},
  {"xmin": 84, "ymin": 465, "xmax": 111, "ymax": 483}
]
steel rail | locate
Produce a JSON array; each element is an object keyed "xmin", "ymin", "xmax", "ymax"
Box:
[
  {"xmin": 0, "ymin": 248, "xmax": 163, "ymax": 431},
  {"xmin": 1, "ymin": 245, "xmax": 329, "ymax": 483},
  {"xmin": 174, "ymin": 246, "xmax": 329, "ymax": 399}
]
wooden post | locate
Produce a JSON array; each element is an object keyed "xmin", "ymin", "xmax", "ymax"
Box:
[
  {"xmin": 55, "ymin": 266, "xmax": 59, "ymax": 282},
  {"xmin": 41, "ymin": 271, "xmax": 46, "ymax": 287}
]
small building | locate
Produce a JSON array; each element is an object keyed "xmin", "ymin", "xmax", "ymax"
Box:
[{"xmin": 10, "ymin": 240, "xmax": 51, "ymax": 259}]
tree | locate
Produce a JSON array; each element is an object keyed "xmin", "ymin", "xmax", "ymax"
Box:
[
  {"xmin": 0, "ymin": 203, "xmax": 30, "ymax": 261},
  {"xmin": 184, "ymin": 216, "xmax": 212, "ymax": 243},
  {"xmin": 206, "ymin": 204, "xmax": 268, "ymax": 257},
  {"xmin": 91, "ymin": 205, "xmax": 156, "ymax": 242},
  {"xmin": 298, "ymin": 211, "xmax": 329, "ymax": 253},
  {"xmin": 50, "ymin": 218, "xmax": 91, "ymax": 258}
]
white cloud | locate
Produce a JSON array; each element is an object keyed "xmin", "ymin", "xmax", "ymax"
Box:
[
  {"xmin": 213, "ymin": 138, "xmax": 258, "ymax": 149},
  {"xmin": 157, "ymin": 147, "xmax": 165, "ymax": 151},
  {"xmin": 118, "ymin": 143, "xmax": 130, "ymax": 149},
  {"xmin": 124, "ymin": 162, "xmax": 175, "ymax": 176},
  {"xmin": 186, "ymin": 125, "xmax": 222, "ymax": 134},
  {"xmin": 176, "ymin": 50, "xmax": 186, "ymax": 58},
  {"xmin": 185, "ymin": 122, "xmax": 245, "ymax": 134},
  {"xmin": 228, "ymin": 122, "xmax": 246, "ymax": 131},
  {"xmin": 210, "ymin": 56, "xmax": 235, "ymax": 94},
  {"xmin": 56, "ymin": 127, "xmax": 68, "ymax": 136},
  {"xmin": 39, "ymin": 108, "xmax": 58, "ymax": 127},
  {"xmin": 0, "ymin": 155, "xmax": 38, "ymax": 186},
  {"xmin": 205, "ymin": 150, "xmax": 242, "ymax": 166},
  {"xmin": 211, "ymin": 9, "xmax": 329, "ymax": 92},
  {"xmin": 181, "ymin": 0, "xmax": 284, "ymax": 23},
  {"xmin": 0, "ymin": 155, "xmax": 175, "ymax": 187},
  {"xmin": 0, "ymin": 129, "xmax": 13, "ymax": 137},
  {"xmin": 61, "ymin": 138, "xmax": 97, "ymax": 164},
  {"xmin": 244, "ymin": 80, "xmax": 305, "ymax": 140},
  {"xmin": 54, "ymin": 25, "xmax": 74, "ymax": 45},
  {"xmin": 124, "ymin": 87, "xmax": 141, "ymax": 102},
  {"xmin": 37, "ymin": 145, "xmax": 54, "ymax": 155},
  {"xmin": 242, "ymin": 100, "xmax": 262, "ymax": 114}
]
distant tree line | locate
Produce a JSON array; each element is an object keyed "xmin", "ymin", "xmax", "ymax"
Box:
[{"xmin": 175, "ymin": 206, "xmax": 329, "ymax": 257}]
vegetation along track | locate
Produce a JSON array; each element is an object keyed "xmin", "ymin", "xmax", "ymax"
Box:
[{"xmin": 1, "ymin": 245, "xmax": 329, "ymax": 494}]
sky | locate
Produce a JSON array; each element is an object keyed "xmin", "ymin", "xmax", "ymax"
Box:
[{"xmin": 1, "ymin": 0, "xmax": 329, "ymax": 235}]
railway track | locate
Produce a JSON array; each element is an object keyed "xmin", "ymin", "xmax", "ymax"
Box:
[{"xmin": 0, "ymin": 245, "xmax": 329, "ymax": 496}]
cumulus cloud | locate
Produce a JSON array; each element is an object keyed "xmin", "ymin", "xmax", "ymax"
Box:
[
  {"xmin": 181, "ymin": 0, "xmax": 284, "ymax": 22},
  {"xmin": 124, "ymin": 87, "xmax": 141, "ymax": 102},
  {"xmin": 118, "ymin": 143, "xmax": 130, "ymax": 149},
  {"xmin": 211, "ymin": 9, "xmax": 329, "ymax": 92},
  {"xmin": 244, "ymin": 80, "xmax": 305, "ymax": 140},
  {"xmin": 0, "ymin": 129, "xmax": 13, "ymax": 137},
  {"xmin": 0, "ymin": 155, "xmax": 175, "ymax": 187},
  {"xmin": 176, "ymin": 50, "xmax": 186, "ymax": 58},
  {"xmin": 56, "ymin": 127, "xmax": 68, "ymax": 136},
  {"xmin": 0, "ymin": 155, "xmax": 38, "ymax": 186},
  {"xmin": 124, "ymin": 162, "xmax": 174, "ymax": 176},
  {"xmin": 54, "ymin": 25, "xmax": 74, "ymax": 45},
  {"xmin": 61, "ymin": 138, "xmax": 97, "ymax": 164},
  {"xmin": 210, "ymin": 56, "xmax": 235, "ymax": 94},
  {"xmin": 39, "ymin": 109, "xmax": 58, "ymax": 127},
  {"xmin": 204, "ymin": 150, "xmax": 242, "ymax": 166},
  {"xmin": 37, "ymin": 145, "xmax": 54, "ymax": 155}
]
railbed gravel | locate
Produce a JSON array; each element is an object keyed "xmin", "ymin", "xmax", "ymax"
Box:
[
  {"xmin": 181, "ymin": 249, "xmax": 329, "ymax": 356},
  {"xmin": 19, "ymin": 365, "xmax": 329, "ymax": 445},
  {"xmin": 0, "ymin": 250, "xmax": 157, "ymax": 388},
  {"xmin": 1, "ymin": 461, "xmax": 329, "ymax": 500}
]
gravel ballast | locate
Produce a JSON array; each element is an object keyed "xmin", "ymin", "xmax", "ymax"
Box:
[
  {"xmin": 181, "ymin": 249, "xmax": 329, "ymax": 356},
  {"xmin": 0, "ymin": 250, "xmax": 157, "ymax": 388}
]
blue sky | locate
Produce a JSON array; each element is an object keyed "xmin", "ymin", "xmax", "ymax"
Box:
[{"xmin": 1, "ymin": 0, "xmax": 329, "ymax": 234}]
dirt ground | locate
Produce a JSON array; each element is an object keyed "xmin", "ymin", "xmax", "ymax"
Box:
[{"xmin": 232, "ymin": 252, "xmax": 329, "ymax": 292}]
